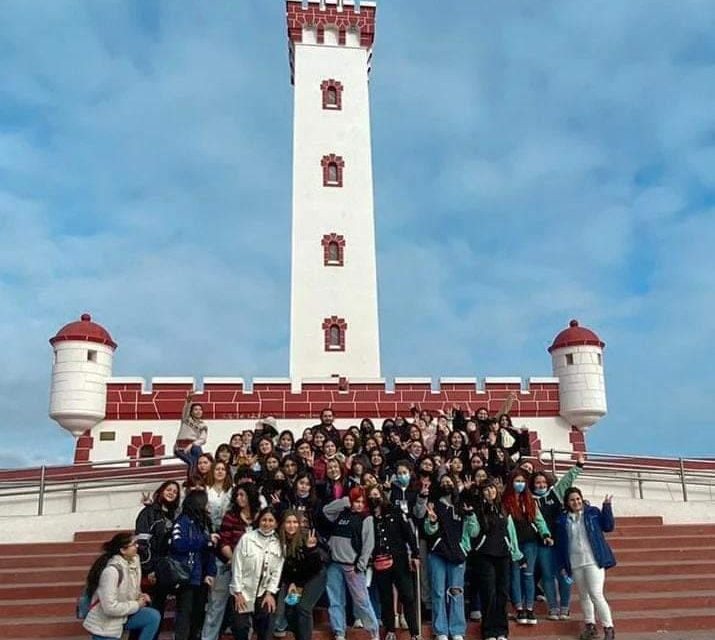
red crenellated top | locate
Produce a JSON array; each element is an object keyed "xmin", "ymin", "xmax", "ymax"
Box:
[
  {"xmin": 548, "ymin": 319, "xmax": 604, "ymax": 353},
  {"xmin": 50, "ymin": 313, "xmax": 117, "ymax": 349},
  {"xmin": 286, "ymin": 0, "xmax": 376, "ymax": 48}
]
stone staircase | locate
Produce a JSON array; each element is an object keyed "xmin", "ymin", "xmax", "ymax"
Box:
[{"xmin": 1, "ymin": 516, "xmax": 714, "ymax": 639}]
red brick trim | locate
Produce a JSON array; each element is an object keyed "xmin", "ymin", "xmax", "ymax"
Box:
[
  {"xmin": 127, "ymin": 432, "xmax": 165, "ymax": 468},
  {"xmin": 287, "ymin": 4, "xmax": 376, "ymax": 48},
  {"xmin": 321, "ymin": 154, "xmax": 344, "ymax": 187},
  {"xmin": 321, "ymin": 79, "xmax": 343, "ymax": 110},
  {"xmin": 321, "ymin": 233, "xmax": 345, "ymax": 266},
  {"xmin": 74, "ymin": 430, "xmax": 94, "ymax": 464},
  {"xmin": 569, "ymin": 427, "xmax": 587, "ymax": 458},
  {"xmin": 322, "ymin": 316, "xmax": 347, "ymax": 352}
]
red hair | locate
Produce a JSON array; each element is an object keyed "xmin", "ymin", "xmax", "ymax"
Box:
[
  {"xmin": 502, "ymin": 471, "xmax": 537, "ymax": 522},
  {"xmin": 349, "ymin": 486, "xmax": 366, "ymax": 503}
]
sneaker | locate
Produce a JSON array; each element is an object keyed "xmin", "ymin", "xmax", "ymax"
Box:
[
  {"xmin": 274, "ymin": 632, "xmax": 287, "ymax": 638},
  {"xmin": 385, "ymin": 633, "xmax": 397, "ymax": 640},
  {"xmin": 497, "ymin": 636, "xmax": 509, "ymax": 640},
  {"xmin": 353, "ymin": 620, "xmax": 364, "ymax": 629},
  {"xmin": 436, "ymin": 635, "xmax": 448, "ymax": 640},
  {"xmin": 336, "ymin": 636, "xmax": 346, "ymax": 640},
  {"xmin": 451, "ymin": 636, "xmax": 464, "ymax": 640},
  {"xmin": 603, "ymin": 628, "xmax": 615, "ymax": 640},
  {"xmin": 525, "ymin": 610, "xmax": 537, "ymax": 625},
  {"xmin": 516, "ymin": 609, "xmax": 528, "ymax": 625},
  {"xmin": 536, "ymin": 594, "xmax": 546, "ymax": 602},
  {"xmin": 399, "ymin": 614, "xmax": 408, "ymax": 629},
  {"xmin": 559, "ymin": 609, "xmax": 571, "ymax": 620},
  {"xmin": 469, "ymin": 610, "xmax": 482, "ymax": 621},
  {"xmin": 547, "ymin": 609, "xmax": 560, "ymax": 620},
  {"xmin": 579, "ymin": 624, "xmax": 598, "ymax": 640}
]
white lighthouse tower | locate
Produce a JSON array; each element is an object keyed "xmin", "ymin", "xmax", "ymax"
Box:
[
  {"xmin": 287, "ymin": 0, "xmax": 381, "ymax": 380},
  {"xmin": 49, "ymin": 313, "xmax": 116, "ymax": 437},
  {"xmin": 549, "ymin": 319, "xmax": 607, "ymax": 431}
]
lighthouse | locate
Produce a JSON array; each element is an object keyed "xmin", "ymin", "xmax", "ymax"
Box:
[{"xmin": 287, "ymin": 0, "xmax": 381, "ymax": 380}]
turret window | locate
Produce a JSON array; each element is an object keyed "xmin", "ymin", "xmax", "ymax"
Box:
[
  {"xmin": 321, "ymin": 154, "xmax": 345, "ymax": 187},
  {"xmin": 87, "ymin": 350, "xmax": 97, "ymax": 362},
  {"xmin": 321, "ymin": 233, "xmax": 345, "ymax": 266},
  {"xmin": 565, "ymin": 353, "xmax": 574, "ymax": 366},
  {"xmin": 321, "ymin": 79, "xmax": 344, "ymax": 110},
  {"xmin": 323, "ymin": 316, "xmax": 347, "ymax": 352}
]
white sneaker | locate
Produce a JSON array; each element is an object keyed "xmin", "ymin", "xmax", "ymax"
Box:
[
  {"xmin": 451, "ymin": 635, "xmax": 464, "ymax": 640},
  {"xmin": 385, "ymin": 633, "xmax": 397, "ymax": 640},
  {"xmin": 274, "ymin": 632, "xmax": 287, "ymax": 638},
  {"xmin": 436, "ymin": 635, "xmax": 449, "ymax": 640},
  {"xmin": 399, "ymin": 614, "xmax": 408, "ymax": 629},
  {"xmin": 497, "ymin": 636, "xmax": 509, "ymax": 640},
  {"xmin": 353, "ymin": 620, "xmax": 364, "ymax": 629},
  {"xmin": 469, "ymin": 610, "xmax": 482, "ymax": 621}
]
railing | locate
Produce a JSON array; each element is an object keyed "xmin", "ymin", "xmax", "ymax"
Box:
[
  {"xmin": 0, "ymin": 454, "xmax": 185, "ymax": 515},
  {"xmin": 539, "ymin": 449, "xmax": 715, "ymax": 502}
]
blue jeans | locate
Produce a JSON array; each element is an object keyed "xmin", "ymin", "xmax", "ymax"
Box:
[
  {"xmin": 511, "ymin": 541, "xmax": 537, "ymax": 610},
  {"xmin": 91, "ymin": 606, "xmax": 161, "ymax": 640},
  {"xmin": 326, "ymin": 563, "xmax": 378, "ymax": 638},
  {"xmin": 174, "ymin": 443, "xmax": 202, "ymax": 469},
  {"xmin": 201, "ymin": 559, "xmax": 231, "ymax": 640},
  {"xmin": 535, "ymin": 544, "xmax": 559, "ymax": 611},
  {"xmin": 554, "ymin": 550, "xmax": 573, "ymax": 609},
  {"xmin": 428, "ymin": 553, "xmax": 466, "ymax": 637}
]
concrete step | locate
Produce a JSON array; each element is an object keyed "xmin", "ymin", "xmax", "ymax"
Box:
[
  {"xmin": 73, "ymin": 529, "xmax": 130, "ymax": 542},
  {"xmin": 0, "ymin": 541, "xmax": 102, "ymax": 556},
  {"xmin": 614, "ymin": 547, "xmax": 711, "ymax": 562},
  {"xmin": 609, "ymin": 535, "xmax": 709, "ymax": 550},
  {"xmin": 610, "ymin": 524, "xmax": 715, "ymax": 537},
  {"xmin": 610, "ymin": 560, "xmax": 715, "ymax": 577},
  {"xmin": 0, "ymin": 567, "xmax": 87, "ymax": 585},
  {"xmin": 0, "ymin": 552, "xmax": 97, "ymax": 569},
  {"xmin": 606, "ymin": 574, "xmax": 715, "ymax": 592}
]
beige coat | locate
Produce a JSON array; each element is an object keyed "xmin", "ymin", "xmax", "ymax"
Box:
[{"xmin": 82, "ymin": 554, "xmax": 141, "ymax": 638}]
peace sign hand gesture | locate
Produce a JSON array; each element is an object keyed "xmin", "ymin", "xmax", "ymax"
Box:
[
  {"xmin": 306, "ymin": 529, "xmax": 318, "ymax": 548},
  {"xmin": 426, "ymin": 502, "xmax": 438, "ymax": 523}
]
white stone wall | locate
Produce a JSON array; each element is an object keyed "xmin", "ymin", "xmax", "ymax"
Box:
[
  {"xmin": 289, "ymin": 35, "xmax": 381, "ymax": 379},
  {"xmin": 49, "ymin": 341, "xmax": 115, "ymax": 436},
  {"xmin": 551, "ymin": 344, "xmax": 607, "ymax": 429}
]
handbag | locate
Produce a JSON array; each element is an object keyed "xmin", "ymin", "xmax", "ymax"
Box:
[
  {"xmin": 373, "ymin": 554, "xmax": 394, "ymax": 572},
  {"xmin": 156, "ymin": 553, "xmax": 195, "ymax": 587}
]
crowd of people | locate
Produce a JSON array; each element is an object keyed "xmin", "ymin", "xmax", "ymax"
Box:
[{"xmin": 81, "ymin": 391, "xmax": 617, "ymax": 640}]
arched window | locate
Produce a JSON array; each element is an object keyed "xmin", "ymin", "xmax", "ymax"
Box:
[
  {"xmin": 138, "ymin": 444, "xmax": 156, "ymax": 467},
  {"xmin": 321, "ymin": 233, "xmax": 346, "ymax": 266},
  {"xmin": 321, "ymin": 154, "xmax": 344, "ymax": 187},
  {"xmin": 321, "ymin": 79, "xmax": 344, "ymax": 110},
  {"xmin": 329, "ymin": 325, "xmax": 341, "ymax": 347},
  {"xmin": 322, "ymin": 316, "xmax": 347, "ymax": 352}
]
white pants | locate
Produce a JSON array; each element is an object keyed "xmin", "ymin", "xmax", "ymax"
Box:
[{"xmin": 571, "ymin": 564, "xmax": 613, "ymax": 627}]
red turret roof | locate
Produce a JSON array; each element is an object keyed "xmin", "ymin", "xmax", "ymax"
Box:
[
  {"xmin": 548, "ymin": 319, "xmax": 604, "ymax": 353},
  {"xmin": 50, "ymin": 313, "xmax": 117, "ymax": 349}
]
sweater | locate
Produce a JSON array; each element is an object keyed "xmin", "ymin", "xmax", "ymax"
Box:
[
  {"xmin": 82, "ymin": 555, "xmax": 141, "ymax": 638},
  {"xmin": 323, "ymin": 497, "xmax": 375, "ymax": 572}
]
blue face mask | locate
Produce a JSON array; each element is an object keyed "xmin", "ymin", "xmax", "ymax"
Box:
[
  {"xmin": 513, "ymin": 481, "xmax": 526, "ymax": 494},
  {"xmin": 533, "ymin": 487, "xmax": 548, "ymax": 497},
  {"xmin": 396, "ymin": 473, "xmax": 410, "ymax": 487},
  {"xmin": 285, "ymin": 592, "xmax": 301, "ymax": 606}
]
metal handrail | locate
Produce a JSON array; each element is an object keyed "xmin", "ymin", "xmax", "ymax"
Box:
[{"xmin": 539, "ymin": 449, "xmax": 715, "ymax": 502}]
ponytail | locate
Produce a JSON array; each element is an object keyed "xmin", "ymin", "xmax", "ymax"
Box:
[{"xmin": 85, "ymin": 532, "xmax": 133, "ymax": 596}]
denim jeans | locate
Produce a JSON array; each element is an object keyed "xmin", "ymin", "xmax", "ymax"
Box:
[
  {"xmin": 279, "ymin": 567, "xmax": 327, "ymax": 640},
  {"xmin": 174, "ymin": 443, "xmax": 202, "ymax": 470},
  {"xmin": 201, "ymin": 559, "xmax": 232, "ymax": 640},
  {"xmin": 326, "ymin": 563, "xmax": 378, "ymax": 638},
  {"xmin": 554, "ymin": 549, "xmax": 573, "ymax": 608},
  {"xmin": 510, "ymin": 540, "xmax": 537, "ymax": 610},
  {"xmin": 91, "ymin": 606, "xmax": 161, "ymax": 640},
  {"xmin": 535, "ymin": 544, "xmax": 559, "ymax": 611},
  {"xmin": 428, "ymin": 553, "xmax": 466, "ymax": 637}
]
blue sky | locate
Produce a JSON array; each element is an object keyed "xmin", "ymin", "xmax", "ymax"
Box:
[{"xmin": 1, "ymin": 1, "xmax": 714, "ymax": 468}]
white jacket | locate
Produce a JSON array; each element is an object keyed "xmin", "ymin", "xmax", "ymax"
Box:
[
  {"xmin": 230, "ymin": 529, "xmax": 284, "ymax": 612},
  {"xmin": 82, "ymin": 554, "xmax": 141, "ymax": 638}
]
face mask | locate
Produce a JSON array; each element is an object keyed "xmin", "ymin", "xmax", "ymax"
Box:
[
  {"xmin": 273, "ymin": 480, "xmax": 287, "ymax": 491},
  {"xmin": 439, "ymin": 485, "xmax": 453, "ymax": 497},
  {"xmin": 367, "ymin": 496, "xmax": 381, "ymax": 510},
  {"xmin": 296, "ymin": 488, "xmax": 309, "ymax": 498},
  {"xmin": 251, "ymin": 462, "xmax": 262, "ymax": 472},
  {"xmin": 396, "ymin": 473, "xmax": 410, "ymax": 488},
  {"xmin": 513, "ymin": 481, "xmax": 526, "ymax": 494},
  {"xmin": 285, "ymin": 592, "xmax": 301, "ymax": 606},
  {"xmin": 534, "ymin": 487, "xmax": 548, "ymax": 497}
]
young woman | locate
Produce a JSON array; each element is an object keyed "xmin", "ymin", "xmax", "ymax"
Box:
[
  {"xmin": 502, "ymin": 470, "xmax": 552, "ymax": 625},
  {"xmin": 314, "ymin": 439, "xmax": 341, "ymax": 482},
  {"xmin": 206, "ymin": 461, "xmax": 232, "ymax": 532},
  {"xmin": 277, "ymin": 430, "xmax": 295, "ymax": 459},
  {"xmin": 301, "ymin": 427, "xmax": 314, "ymax": 444},
  {"xmin": 283, "ymin": 473, "xmax": 318, "ymax": 525},
  {"xmin": 315, "ymin": 458, "xmax": 347, "ymax": 538},
  {"xmin": 214, "ymin": 444, "xmax": 233, "ymax": 467},
  {"xmin": 134, "ymin": 480, "xmax": 180, "ymax": 636},
  {"xmin": 195, "ymin": 453, "xmax": 215, "ymax": 486},
  {"xmin": 169, "ymin": 491, "xmax": 218, "ymax": 640},
  {"xmin": 323, "ymin": 487, "xmax": 379, "ymax": 640},
  {"xmin": 424, "ymin": 474, "xmax": 477, "ymax": 640},
  {"xmin": 530, "ymin": 456, "xmax": 585, "ymax": 620},
  {"xmin": 202, "ymin": 484, "xmax": 260, "ymax": 640},
  {"xmin": 174, "ymin": 391, "xmax": 207, "ymax": 472},
  {"xmin": 83, "ymin": 532, "xmax": 160, "ymax": 640},
  {"xmin": 294, "ymin": 439, "xmax": 315, "ymax": 472},
  {"xmin": 366, "ymin": 486, "xmax": 420, "ymax": 640},
  {"xmin": 346, "ymin": 456, "xmax": 368, "ymax": 489},
  {"xmin": 555, "ymin": 489, "xmax": 616, "ymax": 640},
  {"xmin": 469, "ymin": 478, "xmax": 524, "ymax": 640},
  {"xmin": 368, "ymin": 449, "xmax": 388, "ymax": 483},
  {"xmin": 281, "ymin": 455, "xmax": 301, "ymax": 485},
  {"xmin": 230, "ymin": 508, "xmax": 285, "ymax": 640},
  {"xmin": 277, "ymin": 511, "xmax": 327, "ymax": 640}
]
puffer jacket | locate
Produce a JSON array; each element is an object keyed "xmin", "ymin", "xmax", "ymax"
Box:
[
  {"xmin": 230, "ymin": 529, "xmax": 284, "ymax": 612},
  {"xmin": 82, "ymin": 555, "xmax": 141, "ymax": 638},
  {"xmin": 555, "ymin": 502, "xmax": 616, "ymax": 576}
]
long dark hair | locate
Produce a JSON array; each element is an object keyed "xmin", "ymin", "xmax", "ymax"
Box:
[
  {"xmin": 229, "ymin": 482, "xmax": 260, "ymax": 519},
  {"xmin": 85, "ymin": 532, "xmax": 134, "ymax": 597},
  {"xmin": 181, "ymin": 490, "xmax": 211, "ymax": 529},
  {"xmin": 152, "ymin": 480, "xmax": 180, "ymax": 518}
]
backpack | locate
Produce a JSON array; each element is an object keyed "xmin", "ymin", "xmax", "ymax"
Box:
[{"xmin": 76, "ymin": 565, "xmax": 122, "ymax": 619}]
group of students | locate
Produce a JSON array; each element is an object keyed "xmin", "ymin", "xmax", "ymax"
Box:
[{"xmin": 81, "ymin": 393, "xmax": 617, "ymax": 640}]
